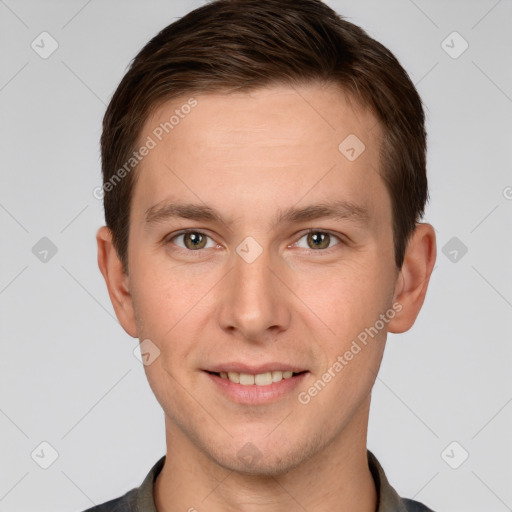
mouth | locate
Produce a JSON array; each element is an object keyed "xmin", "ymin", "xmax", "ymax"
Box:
[
  {"xmin": 205, "ymin": 370, "xmax": 308, "ymax": 386},
  {"xmin": 203, "ymin": 363, "xmax": 309, "ymax": 404}
]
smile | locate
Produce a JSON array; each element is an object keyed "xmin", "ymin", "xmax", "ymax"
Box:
[{"xmin": 213, "ymin": 370, "xmax": 304, "ymax": 386}]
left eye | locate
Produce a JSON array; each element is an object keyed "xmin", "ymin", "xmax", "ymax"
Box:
[
  {"xmin": 294, "ymin": 231, "xmax": 342, "ymax": 250},
  {"xmin": 171, "ymin": 231, "xmax": 217, "ymax": 250}
]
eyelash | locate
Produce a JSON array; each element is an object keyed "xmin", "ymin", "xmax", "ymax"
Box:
[{"xmin": 165, "ymin": 228, "xmax": 344, "ymax": 255}]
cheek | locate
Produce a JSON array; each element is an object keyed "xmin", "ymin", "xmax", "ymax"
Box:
[
  {"xmin": 129, "ymin": 249, "xmax": 211, "ymax": 336},
  {"xmin": 295, "ymin": 260, "xmax": 393, "ymax": 343},
  {"xmin": 129, "ymin": 251, "xmax": 226, "ymax": 381}
]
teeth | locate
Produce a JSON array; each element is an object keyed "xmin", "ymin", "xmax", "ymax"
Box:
[
  {"xmin": 239, "ymin": 373, "xmax": 255, "ymax": 385},
  {"xmin": 255, "ymin": 372, "xmax": 272, "ymax": 386},
  {"xmin": 227, "ymin": 372, "xmax": 240, "ymax": 383},
  {"xmin": 218, "ymin": 370, "xmax": 297, "ymax": 386},
  {"xmin": 272, "ymin": 371, "xmax": 283, "ymax": 382}
]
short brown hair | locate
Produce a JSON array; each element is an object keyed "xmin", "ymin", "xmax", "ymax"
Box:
[{"xmin": 101, "ymin": 0, "xmax": 428, "ymax": 272}]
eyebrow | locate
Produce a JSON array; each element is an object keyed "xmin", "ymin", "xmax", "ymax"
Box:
[{"xmin": 145, "ymin": 199, "xmax": 370, "ymax": 230}]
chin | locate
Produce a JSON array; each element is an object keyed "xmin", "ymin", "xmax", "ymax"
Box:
[
  {"xmin": 217, "ymin": 451, "xmax": 307, "ymax": 477},
  {"xmin": 203, "ymin": 432, "xmax": 320, "ymax": 477}
]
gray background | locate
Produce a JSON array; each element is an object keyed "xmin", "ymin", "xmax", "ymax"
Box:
[{"xmin": 1, "ymin": 0, "xmax": 511, "ymax": 511}]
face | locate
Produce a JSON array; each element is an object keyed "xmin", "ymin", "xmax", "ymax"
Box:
[{"xmin": 123, "ymin": 83, "xmax": 402, "ymax": 474}]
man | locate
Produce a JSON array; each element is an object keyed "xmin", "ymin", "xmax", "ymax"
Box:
[{"xmin": 89, "ymin": 0, "xmax": 437, "ymax": 510}]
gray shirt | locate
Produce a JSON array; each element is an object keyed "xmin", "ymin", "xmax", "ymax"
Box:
[{"xmin": 82, "ymin": 450, "xmax": 435, "ymax": 511}]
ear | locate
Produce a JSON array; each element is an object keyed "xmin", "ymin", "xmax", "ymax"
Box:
[
  {"xmin": 96, "ymin": 226, "xmax": 138, "ymax": 338},
  {"xmin": 388, "ymin": 223, "xmax": 436, "ymax": 334}
]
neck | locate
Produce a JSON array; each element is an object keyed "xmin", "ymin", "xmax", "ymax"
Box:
[{"xmin": 154, "ymin": 397, "xmax": 377, "ymax": 512}]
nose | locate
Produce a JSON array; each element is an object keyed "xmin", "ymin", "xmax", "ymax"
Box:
[{"xmin": 217, "ymin": 244, "xmax": 292, "ymax": 343}]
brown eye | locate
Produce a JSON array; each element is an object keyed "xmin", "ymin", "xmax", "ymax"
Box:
[
  {"xmin": 170, "ymin": 231, "xmax": 214, "ymax": 251},
  {"xmin": 306, "ymin": 231, "xmax": 331, "ymax": 250},
  {"xmin": 293, "ymin": 230, "xmax": 342, "ymax": 251},
  {"xmin": 183, "ymin": 232, "xmax": 207, "ymax": 250}
]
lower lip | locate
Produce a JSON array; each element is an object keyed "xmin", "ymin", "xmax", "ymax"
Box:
[{"xmin": 205, "ymin": 371, "xmax": 308, "ymax": 405}]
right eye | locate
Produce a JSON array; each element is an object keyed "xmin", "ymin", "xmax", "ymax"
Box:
[{"xmin": 167, "ymin": 230, "xmax": 217, "ymax": 251}]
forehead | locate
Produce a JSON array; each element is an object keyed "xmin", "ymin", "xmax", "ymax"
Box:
[
  {"xmin": 132, "ymin": 83, "xmax": 388, "ymax": 228},
  {"xmin": 144, "ymin": 83, "xmax": 380, "ymax": 157}
]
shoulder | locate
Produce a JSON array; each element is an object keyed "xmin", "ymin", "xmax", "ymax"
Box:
[
  {"xmin": 367, "ymin": 449, "xmax": 437, "ymax": 512},
  {"xmin": 402, "ymin": 497, "xmax": 436, "ymax": 511},
  {"xmin": 79, "ymin": 455, "xmax": 165, "ymax": 512},
  {"xmin": 80, "ymin": 488, "xmax": 138, "ymax": 512}
]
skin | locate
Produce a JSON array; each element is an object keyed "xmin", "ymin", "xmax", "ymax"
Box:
[{"xmin": 97, "ymin": 82, "xmax": 436, "ymax": 512}]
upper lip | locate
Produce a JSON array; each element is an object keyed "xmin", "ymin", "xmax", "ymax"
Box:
[{"xmin": 205, "ymin": 362, "xmax": 308, "ymax": 374}]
